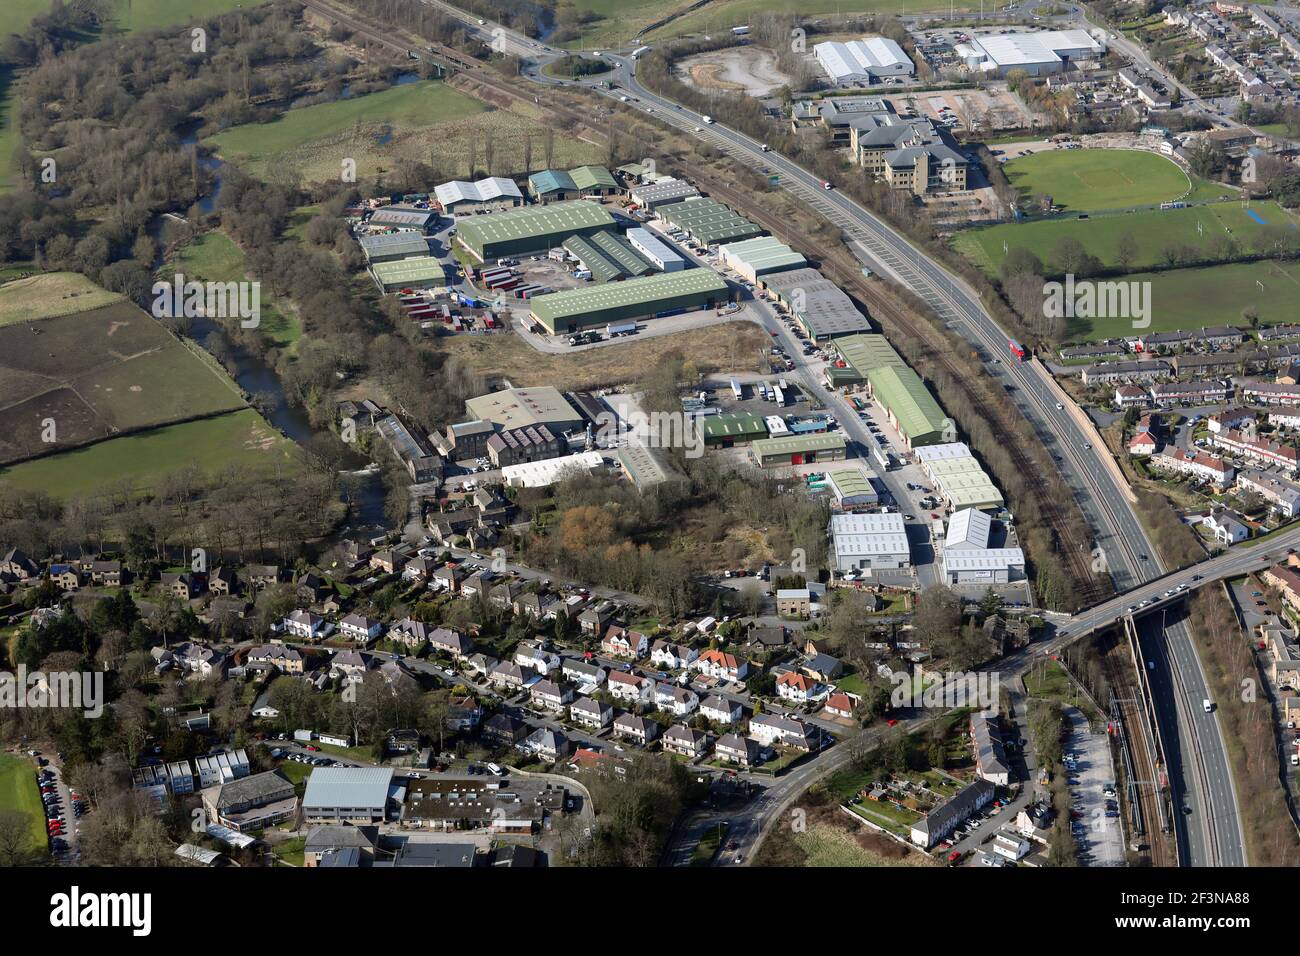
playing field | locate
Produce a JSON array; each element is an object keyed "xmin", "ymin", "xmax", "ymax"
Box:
[
  {"xmin": 0, "ymin": 753, "xmax": 46, "ymax": 858},
  {"xmin": 0, "ymin": 407, "xmax": 298, "ymax": 498},
  {"xmin": 642, "ymin": 0, "xmax": 979, "ymax": 43},
  {"xmin": 0, "ymin": 286, "xmax": 248, "ymax": 465},
  {"xmin": 955, "ymin": 200, "xmax": 1300, "ymax": 275},
  {"xmin": 1001, "ymin": 148, "xmax": 1191, "ymax": 212},
  {"xmin": 169, "ymin": 231, "xmax": 300, "ymax": 349},
  {"xmin": 1061, "ymin": 259, "xmax": 1300, "ymax": 343}
]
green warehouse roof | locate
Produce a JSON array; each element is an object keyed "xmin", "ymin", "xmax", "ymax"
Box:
[
  {"xmin": 529, "ymin": 268, "xmax": 728, "ymax": 325},
  {"xmin": 834, "ymin": 333, "xmax": 905, "ymax": 377},
  {"xmin": 529, "ymin": 169, "xmax": 577, "ymax": 196},
  {"xmin": 751, "ymin": 433, "xmax": 847, "ymax": 458},
  {"xmin": 700, "ymin": 411, "xmax": 769, "ymax": 441},
  {"xmin": 563, "ymin": 235, "xmax": 624, "ymax": 283},
  {"xmin": 564, "ymin": 231, "xmax": 655, "ymax": 281},
  {"xmin": 569, "ymin": 165, "xmax": 618, "ymax": 191},
  {"xmin": 358, "ymin": 232, "xmax": 430, "ymax": 262},
  {"xmin": 719, "ymin": 236, "xmax": 806, "ymax": 276},
  {"xmin": 866, "ymin": 365, "xmax": 948, "ymax": 445},
  {"xmin": 658, "ymin": 198, "xmax": 762, "ymax": 245},
  {"xmin": 370, "ymin": 256, "xmax": 448, "ymax": 287},
  {"xmin": 456, "ymin": 201, "xmax": 615, "ymax": 256}
]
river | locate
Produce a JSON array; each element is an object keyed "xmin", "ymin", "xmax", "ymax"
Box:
[{"xmin": 154, "ymin": 105, "xmax": 396, "ymax": 540}]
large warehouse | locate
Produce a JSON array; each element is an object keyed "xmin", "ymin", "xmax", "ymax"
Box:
[
  {"xmin": 718, "ymin": 236, "xmax": 807, "ymax": 282},
  {"xmin": 829, "ymin": 512, "xmax": 911, "ymax": 573},
  {"xmin": 562, "ymin": 231, "xmax": 656, "ymax": 282},
  {"xmin": 455, "ymin": 201, "xmax": 615, "ymax": 262},
  {"xmin": 916, "ymin": 443, "xmax": 1005, "ymax": 511},
  {"xmin": 370, "ymin": 256, "xmax": 449, "ymax": 294},
  {"xmin": 434, "ymin": 177, "xmax": 524, "ymax": 214},
  {"xmin": 749, "ymin": 432, "xmax": 847, "ymax": 468},
  {"xmin": 656, "ymin": 198, "xmax": 763, "ymax": 246},
  {"xmin": 825, "ymin": 333, "xmax": 906, "ymax": 387},
  {"xmin": 761, "ymin": 268, "xmax": 873, "ymax": 342},
  {"xmin": 465, "ymin": 386, "xmax": 584, "ymax": 434},
  {"xmin": 359, "ymin": 231, "xmax": 430, "ymax": 265},
  {"xmin": 814, "ymin": 36, "xmax": 915, "ymax": 85},
  {"xmin": 942, "ymin": 507, "xmax": 1024, "ymax": 584},
  {"xmin": 865, "ymin": 365, "xmax": 948, "ymax": 448},
  {"xmin": 955, "ymin": 29, "xmax": 1104, "ymax": 77},
  {"xmin": 627, "ymin": 227, "xmax": 685, "ymax": 271},
  {"xmin": 527, "ymin": 268, "xmax": 729, "ymax": 334},
  {"xmin": 630, "ymin": 178, "xmax": 701, "ymax": 210}
]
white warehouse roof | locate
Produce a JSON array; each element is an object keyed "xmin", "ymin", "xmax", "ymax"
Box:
[
  {"xmin": 959, "ymin": 29, "xmax": 1102, "ymax": 71},
  {"xmin": 815, "ymin": 36, "xmax": 913, "ymax": 83},
  {"xmin": 501, "ymin": 451, "xmax": 606, "ymax": 488},
  {"xmin": 945, "ymin": 508, "xmax": 992, "ymax": 550},
  {"xmin": 435, "ymin": 177, "xmax": 523, "ymax": 206},
  {"xmin": 830, "ymin": 512, "xmax": 909, "ymax": 557}
]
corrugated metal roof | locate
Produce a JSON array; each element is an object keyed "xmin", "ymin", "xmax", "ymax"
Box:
[
  {"xmin": 750, "ymin": 433, "xmax": 847, "ymax": 457},
  {"xmin": 528, "ymin": 268, "xmax": 727, "ymax": 323},
  {"xmin": 302, "ymin": 767, "xmax": 394, "ymax": 809},
  {"xmin": 866, "ymin": 365, "xmax": 947, "ymax": 444},
  {"xmin": 456, "ymin": 201, "xmax": 614, "ymax": 252}
]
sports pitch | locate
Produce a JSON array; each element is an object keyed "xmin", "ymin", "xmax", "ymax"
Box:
[
  {"xmin": 955, "ymin": 200, "xmax": 1300, "ymax": 275},
  {"xmin": 0, "ymin": 753, "xmax": 45, "ymax": 857},
  {"xmin": 1060, "ymin": 259, "xmax": 1300, "ymax": 343},
  {"xmin": 0, "ymin": 281, "xmax": 247, "ymax": 465},
  {"xmin": 1001, "ymin": 148, "xmax": 1191, "ymax": 212}
]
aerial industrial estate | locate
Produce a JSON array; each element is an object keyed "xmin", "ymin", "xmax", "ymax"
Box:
[{"xmin": 0, "ymin": 0, "xmax": 1290, "ymax": 925}]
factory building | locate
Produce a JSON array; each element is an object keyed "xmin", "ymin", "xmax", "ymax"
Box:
[
  {"xmin": 749, "ymin": 432, "xmax": 847, "ymax": 468},
  {"xmin": 761, "ymin": 268, "xmax": 872, "ymax": 342},
  {"xmin": 434, "ymin": 177, "xmax": 524, "ymax": 215},
  {"xmin": 915, "ymin": 443, "xmax": 1005, "ymax": 511},
  {"xmin": 955, "ymin": 29, "xmax": 1104, "ymax": 77},
  {"xmin": 829, "ymin": 512, "xmax": 911, "ymax": 573},
  {"xmin": 629, "ymin": 177, "xmax": 701, "ymax": 210},
  {"xmin": 865, "ymin": 365, "xmax": 948, "ymax": 448},
  {"xmin": 369, "ymin": 256, "xmax": 449, "ymax": 294},
  {"xmin": 626, "ymin": 227, "xmax": 685, "ymax": 272},
  {"xmin": 501, "ymin": 451, "xmax": 606, "ymax": 488},
  {"xmin": 358, "ymin": 232, "xmax": 430, "ymax": 265},
  {"xmin": 367, "ymin": 206, "xmax": 438, "ymax": 233},
  {"xmin": 826, "ymin": 467, "xmax": 880, "ymax": 507},
  {"xmin": 814, "ymin": 36, "xmax": 914, "ymax": 85},
  {"xmin": 455, "ymin": 201, "xmax": 615, "ymax": 262},
  {"xmin": 528, "ymin": 169, "xmax": 580, "ymax": 203},
  {"xmin": 527, "ymin": 268, "xmax": 729, "ymax": 334},
  {"xmin": 656, "ymin": 198, "xmax": 763, "ymax": 246},
  {"xmin": 562, "ymin": 231, "xmax": 656, "ymax": 282},
  {"xmin": 941, "ymin": 508, "xmax": 1025, "ymax": 585},
  {"xmin": 825, "ymin": 333, "xmax": 906, "ymax": 387},
  {"xmin": 569, "ymin": 165, "xmax": 620, "ymax": 197},
  {"xmin": 699, "ymin": 411, "xmax": 769, "ymax": 447},
  {"xmin": 718, "ymin": 236, "xmax": 807, "ymax": 283}
]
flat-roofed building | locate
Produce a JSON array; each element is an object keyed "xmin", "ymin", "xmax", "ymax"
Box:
[
  {"xmin": 370, "ymin": 256, "xmax": 449, "ymax": 294},
  {"xmin": 359, "ymin": 231, "xmax": 430, "ymax": 264},
  {"xmin": 829, "ymin": 511, "xmax": 911, "ymax": 572},
  {"xmin": 626, "ymin": 227, "xmax": 685, "ymax": 271},
  {"xmin": 302, "ymin": 767, "xmax": 394, "ymax": 825},
  {"xmin": 955, "ymin": 29, "xmax": 1104, "ymax": 77},
  {"xmin": 465, "ymin": 386, "xmax": 584, "ymax": 434},
  {"xmin": 501, "ymin": 451, "xmax": 606, "ymax": 488}
]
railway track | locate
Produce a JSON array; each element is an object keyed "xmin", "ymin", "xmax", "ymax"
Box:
[
  {"xmin": 1096, "ymin": 625, "xmax": 1176, "ymax": 867},
  {"xmin": 294, "ymin": 0, "xmax": 1105, "ymax": 604}
]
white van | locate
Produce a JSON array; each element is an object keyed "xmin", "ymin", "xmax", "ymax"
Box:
[
  {"xmin": 485, "ymin": 762, "xmax": 505, "ymax": 776},
  {"xmin": 1203, "ymin": 699, "xmax": 1214, "ymax": 713}
]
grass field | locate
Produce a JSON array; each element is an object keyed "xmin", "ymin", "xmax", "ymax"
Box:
[
  {"xmin": 0, "ymin": 285, "xmax": 249, "ymax": 464},
  {"xmin": 0, "ymin": 272, "xmax": 124, "ymax": 325},
  {"xmin": 169, "ymin": 232, "xmax": 301, "ymax": 349},
  {"xmin": 1001, "ymin": 149, "xmax": 1192, "ymax": 212},
  {"xmin": 641, "ymin": 0, "xmax": 979, "ymax": 44},
  {"xmin": 0, "ymin": 0, "xmax": 54, "ymax": 37},
  {"xmin": 955, "ymin": 200, "xmax": 1300, "ymax": 275},
  {"xmin": 1062, "ymin": 259, "xmax": 1300, "ymax": 343},
  {"xmin": 0, "ymin": 752, "xmax": 46, "ymax": 858},
  {"xmin": 108, "ymin": 0, "xmax": 270, "ymax": 34},
  {"xmin": 0, "ymin": 407, "xmax": 297, "ymax": 497},
  {"xmin": 207, "ymin": 80, "xmax": 604, "ymax": 184}
]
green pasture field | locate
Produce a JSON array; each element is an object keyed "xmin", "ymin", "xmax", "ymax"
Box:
[
  {"xmin": 1001, "ymin": 148, "xmax": 1191, "ymax": 212},
  {"xmin": 644, "ymin": 0, "xmax": 979, "ymax": 44},
  {"xmin": 0, "ymin": 407, "xmax": 297, "ymax": 497},
  {"xmin": 169, "ymin": 231, "xmax": 301, "ymax": 348},
  {"xmin": 0, "ymin": 753, "xmax": 47, "ymax": 857},
  {"xmin": 955, "ymin": 200, "xmax": 1300, "ymax": 275},
  {"xmin": 1062, "ymin": 259, "xmax": 1300, "ymax": 343},
  {"xmin": 109, "ymin": 0, "xmax": 271, "ymax": 34}
]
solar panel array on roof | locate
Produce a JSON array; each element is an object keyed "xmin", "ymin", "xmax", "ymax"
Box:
[{"xmin": 657, "ymin": 198, "xmax": 763, "ymax": 245}]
